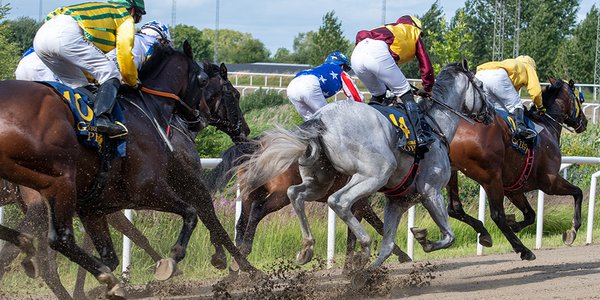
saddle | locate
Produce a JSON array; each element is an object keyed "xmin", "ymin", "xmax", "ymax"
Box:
[
  {"xmin": 38, "ymin": 81, "xmax": 126, "ymax": 158},
  {"xmin": 368, "ymin": 102, "xmax": 432, "ymax": 156},
  {"xmin": 495, "ymin": 109, "xmax": 538, "ymax": 154}
]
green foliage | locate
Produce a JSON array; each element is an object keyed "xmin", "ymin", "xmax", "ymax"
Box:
[
  {"xmin": 428, "ymin": 9, "xmax": 474, "ymax": 74},
  {"xmin": 309, "ymin": 11, "xmax": 352, "ymax": 66},
  {"xmin": 203, "ymin": 29, "xmax": 270, "ymax": 63},
  {"xmin": 239, "ymin": 88, "xmax": 289, "ymax": 112},
  {"xmin": 2, "ymin": 16, "xmax": 41, "ymax": 54},
  {"xmin": 271, "ymin": 47, "xmax": 294, "ymax": 63},
  {"xmin": 0, "ymin": 5, "xmax": 20, "ymax": 79},
  {"xmin": 291, "ymin": 31, "xmax": 317, "ymax": 64},
  {"xmin": 170, "ymin": 24, "xmax": 213, "ymax": 62}
]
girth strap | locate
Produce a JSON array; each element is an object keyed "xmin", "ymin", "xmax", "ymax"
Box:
[
  {"xmin": 504, "ymin": 148, "xmax": 535, "ymax": 192},
  {"xmin": 379, "ymin": 161, "xmax": 420, "ymax": 198}
]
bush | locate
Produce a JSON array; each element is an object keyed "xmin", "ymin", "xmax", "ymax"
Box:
[{"xmin": 239, "ymin": 88, "xmax": 289, "ymax": 112}]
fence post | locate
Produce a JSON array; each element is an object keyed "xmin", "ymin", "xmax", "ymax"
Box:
[
  {"xmin": 327, "ymin": 208, "xmax": 336, "ymax": 268},
  {"xmin": 477, "ymin": 186, "xmax": 487, "ymax": 256},
  {"xmin": 535, "ymin": 191, "xmax": 545, "ymax": 249},
  {"xmin": 407, "ymin": 205, "xmax": 415, "ymax": 259},
  {"xmin": 586, "ymin": 171, "xmax": 600, "ymax": 244},
  {"xmin": 0, "ymin": 207, "xmax": 4, "ymax": 248},
  {"xmin": 122, "ymin": 209, "xmax": 133, "ymax": 277},
  {"xmin": 234, "ymin": 184, "xmax": 242, "ymax": 245}
]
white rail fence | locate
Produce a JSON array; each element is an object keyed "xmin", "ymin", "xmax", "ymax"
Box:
[{"xmin": 0, "ymin": 157, "xmax": 598, "ymax": 273}]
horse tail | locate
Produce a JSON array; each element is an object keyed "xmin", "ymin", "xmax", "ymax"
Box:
[
  {"xmin": 202, "ymin": 141, "xmax": 260, "ymax": 193},
  {"xmin": 239, "ymin": 119, "xmax": 325, "ymax": 197}
]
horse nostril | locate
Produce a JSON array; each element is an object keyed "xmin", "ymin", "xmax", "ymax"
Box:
[{"xmin": 198, "ymin": 74, "xmax": 209, "ymax": 87}]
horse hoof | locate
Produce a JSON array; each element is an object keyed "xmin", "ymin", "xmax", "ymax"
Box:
[
  {"xmin": 295, "ymin": 248, "xmax": 314, "ymax": 265},
  {"xmin": 154, "ymin": 258, "xmax": 177, "ymax": 281},
  {"xmin": 520, "ymin": 251, "xmax": 536, "ymax": 261},
  {"xmin": 478, "ymin": 234, "xmax": 493, "ymax": 248},
  {"xmin": 106, "ymin": 283, "xmax": 126, "ymax": 300},
  {"xmin": 396, "ymin": 251, "xmax": 412, "ymax": 263},
  {"xmin": 563, "ymin": 229, "xmax": 577, "ymax": 245},
  {"xmin": 410, "ymin": 227, "xmax": 428, "ymax": 240},
  {"xmin": 21, "ymin": 256, "xmax": 39, "ymax": 279},
  {"xmin": 211, "ymin": 252, "xmax": 228, "ymax": 270}
]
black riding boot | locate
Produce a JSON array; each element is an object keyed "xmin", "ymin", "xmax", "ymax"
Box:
[
  {"xmin": 513, "ymin": 108, "xmax": 536, "ymax": 140},
  {"xmin": 399, "ymin": 91, "xmax": 435, "ymax": 153},
  {"xmin": 370, "ymin": 92, "xmax": 396, "ymax": 106},
  {"xmin": 94, "ymin": 78, "xmax": 127, "ymax": 138}
]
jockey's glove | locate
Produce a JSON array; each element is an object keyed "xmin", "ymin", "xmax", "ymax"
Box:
[{"xmin": 536, "ymin": 106, "xmax": 546, "ymax": 114}]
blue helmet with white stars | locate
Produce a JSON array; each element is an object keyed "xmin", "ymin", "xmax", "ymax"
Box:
[{"xmin": 325, "ymin": 52, "xmax": 351, "ymax": 71}]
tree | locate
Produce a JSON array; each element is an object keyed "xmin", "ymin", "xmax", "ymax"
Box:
[
  {"xmin": 0, "ymin": 5, "xmax": 21, "ymax": 79},
  {"xmin": 3, "ymin": 17, "xmax": 41, "ymax": 54},
  {"xmin": 291, "ymin": 31, "xmax": 317, "ymax": 64},
  {"xmin": 429, "ymin": 9, "xmax": 474, "ymax": 74},
  {"xmin": 310, "ymin": 11, "xmax": 352, "ymax": 65},
  {"xmin": 203, "ymin": 29, "xmax": 269, "ymax": 63},
  {"xmin": 271, "ymin": 47, "xmax": 294, "ymax": 63},
  {"xmin": 170, "ymin": 25, "xmax": 213, "ymax": 62}
]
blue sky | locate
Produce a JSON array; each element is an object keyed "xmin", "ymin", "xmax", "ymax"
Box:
[{"xmin": 8, "ymin": 0, "xmax": 598, "ymax": 54}]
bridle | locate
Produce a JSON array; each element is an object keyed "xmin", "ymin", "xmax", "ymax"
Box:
[{"xmin": 207, "ymin": 76, "xmax": 246, "ymax": 142}]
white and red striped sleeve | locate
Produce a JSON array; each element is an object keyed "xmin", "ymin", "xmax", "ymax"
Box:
[{"xmin": 341, "ymin": 71, "xmax": 364, "ymax": 102}]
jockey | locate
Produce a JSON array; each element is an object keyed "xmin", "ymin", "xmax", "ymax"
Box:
[
  {"xmin": 287, "ymin": 52, "xmax": 364, "ymax": 120},
  {"xmin": 107, "ymin": 20, "xmax": 172, "ymax": 70},
  {"xmin": 14, "ymin": 48, "xmax": 62, "ymax": 82},
  {"xmin": 476, "ymin": 55, "xmax": 543, "ymax": 140},
  {"xmin": 351, "ymin": 15, "xmax": 435, "ymax": 152},
  {"xmin": 33, "ymin": 0, "xmax": 146, "ymax": 138}
]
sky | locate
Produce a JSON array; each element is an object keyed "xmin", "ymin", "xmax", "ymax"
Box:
[{"xmin": 7, "ymin": 0, "xmax": 599, "ymax": 54}]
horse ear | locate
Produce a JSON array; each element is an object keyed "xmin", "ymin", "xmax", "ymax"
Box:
[
  {"xmin": 183, "ymin": 40, "xmax": 193, "ymax": 59},
  {"xmin": 220, "ymin": 63, "xmax": 228, "ymax": 80},
  {"xmin": 461, "ymin": 58, "xmax": 469, "ymax": 72},
  {"xmin": 548, "ymin": 76, "xmax": 556, "ymax": 85}
]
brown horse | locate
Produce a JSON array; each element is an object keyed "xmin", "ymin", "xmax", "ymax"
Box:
[
  {"xmin": 0, "ymin": 42, "xmax": 254, "ymax": 299},
  {"xmin": 0, "ymin": 61, "xmax": 250, "ymax": 299},
  {"xmin": 447, "ymin": 78, "xmax": 588, "ymax": 260}
]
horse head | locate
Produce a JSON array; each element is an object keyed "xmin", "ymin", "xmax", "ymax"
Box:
[
  {"xmin": 433, "ymin": 59, "xmax": 495, "ymax": 125},
  {"xmin": 542, "ymin": 77, "xmax": 587, "ymax": 133},
  {"xmin": 137, "ymin": 40, "xmax": 209, "ymax": 123},
  {"xmin": 200, "ymin": 61, "xmax": 250, "ymax": 144}
]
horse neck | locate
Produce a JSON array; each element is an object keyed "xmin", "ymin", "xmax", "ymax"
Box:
[{"xmin": 424, "ymin": 95, "xmax": 463, "ymax": 142}]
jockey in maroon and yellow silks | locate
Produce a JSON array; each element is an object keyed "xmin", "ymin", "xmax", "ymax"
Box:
[{"xmin": 355, "ymin": 15, "xmax": 434, "ymax": 92}]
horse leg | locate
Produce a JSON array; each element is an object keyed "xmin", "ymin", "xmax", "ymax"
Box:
[
  {"xmin": 414, "ymin": 191, "xmax": 455, "ymax": 252},
  {"xmin": 486, "ymin": 186, "xmax": 535, "ymax": 260},
  {"xmin": 107, "ymin": 211, "xmax": 162, "ymax": 262},
  {"xmin": 240, "ymin": 192, "xmax": 289, "ymax": 257},
  {"xmin": 359, "ymin": 199, "xmax": 411, "ymax": 263},
  {"xmin": 446, "ymin": 170, "xmax": 493, "ymax": 247},
  {"xmin": 541, "ymin": 176, "xmax": 583, "ymax": 245},
  {"xmin": 73, "ymin": 233, "xmax": 95, "ymax": 300},
  {"xmin": 0, "ymin": 225, "xmax": 37, "ymax": 278},
  {"xmin": 505, "ymin": 193, "xmax": 536, "ymax": 233},
  {"xmin": 370, "ymin": 198, "xmax": 408, "ymax": 268}
]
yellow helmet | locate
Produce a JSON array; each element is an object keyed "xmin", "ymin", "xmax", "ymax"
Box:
[
  {"xmin": 409, "ymin": 16, "xmax": 422, "ymax": 29},
  {"xmin": 516, "ymin": 55, "xmax": 536, "ymax": 70}
]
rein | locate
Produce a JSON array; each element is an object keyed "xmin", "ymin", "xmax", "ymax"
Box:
[
  {"xmin": 140, "ymin": 86, "xmax": 200, "ymax": 118},
  {"xmin": 410, "ymin": 84, "xmax": 476, "ymax": 125}
]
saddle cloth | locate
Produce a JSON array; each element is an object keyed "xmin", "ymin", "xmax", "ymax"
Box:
[
  {"xmin": 39, "ymin": 81, "xmax": 126, "ymax": 157},
  {"xmin": 369, "ymin": 102, "xmax": 433, "ymax": 156},
  {"xmin": 495, "ymin": 109, "xmax": 537, "ymax": 154}
]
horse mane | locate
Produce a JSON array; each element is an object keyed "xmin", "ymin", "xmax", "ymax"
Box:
[
  {"xmin": 432, "ymin": 62, "xmax": 464, "ymax": 96},
  {"xmin": 541, "ymin": 78, "xmax": 564, "ymax": 109},
  {"xmin": 138, "ymin": 42, "xmax": 178, "ymax": 79}
]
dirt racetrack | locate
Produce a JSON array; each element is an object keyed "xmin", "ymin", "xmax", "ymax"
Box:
[{"xmin": 3, "ymin": 243, "xmax": 600, "ymax": 299}]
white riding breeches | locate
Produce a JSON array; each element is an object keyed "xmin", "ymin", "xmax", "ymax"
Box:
[
  {"xmin": 287, "ymin": 74, "xmax": 327, "ymax": 120},
  {"xmin": 33, "ymin": 15, "xmax": 121, "ymax": 88},
  {"xmin": 351, "ymin": 38, "xmax": 411, "ymax": 97},
  {"xmin": 15, "ymin": 52, "xmax": 61, "ymax": 82},
  {"xmin": 475, "ymin": 69, "xmax": 523, "ymax": 113}
]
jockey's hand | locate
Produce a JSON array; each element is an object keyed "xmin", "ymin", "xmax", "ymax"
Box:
[
  {"xmin": 536, "ymin": 106, "xmax": 546, "ymax": 115},
  {"xmin": 416, "ymin": 87, "xmax": 432, "ymax": 98}
]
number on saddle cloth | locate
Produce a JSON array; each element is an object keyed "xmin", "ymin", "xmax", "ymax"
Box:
[
  {"xmin": 495, "ymin": 108, "xmax": 537, "ymax": 153},
  {"xmin": 37, "ymin": 81, "xmax": 126, "ymax": 157},
  {"xmin": 367, "ymin": 102, "xmax": 422, "ymax": 155}
]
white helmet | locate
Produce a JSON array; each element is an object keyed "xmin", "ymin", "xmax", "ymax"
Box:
[{"xmin": 140, "ymin": 20, "xmax": 172, "ymax": 44}]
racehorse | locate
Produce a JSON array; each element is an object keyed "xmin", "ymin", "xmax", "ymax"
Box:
[
  {"xmin": 447, "ymin": 78, "xmax": 588, "ymax": 260},
  {"xmin": 203, "ymin": 142, "xmax": 412, "ymax": 270},
  {"xmin": 238, "ymin": 61, "xmax": 494, "ymax": 270},
  {"xmin": 0, "ymin": 42, "xmax": 255, "ymax": 299}
]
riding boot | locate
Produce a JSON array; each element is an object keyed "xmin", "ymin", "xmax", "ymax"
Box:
[
  {"xmin": 399, "ymin": 91, "xmax": 435, "ymax": 154},
  {"xmin": 94, "ymin": 78, "xmax": 127, "ymax": 138},
  {"xmin": 369, "ymin": 91, "xmax": 396, "ymax": 106},
  {"xmin": 513, "ymin": 108, "xmax": 536, "ymax": 140}
]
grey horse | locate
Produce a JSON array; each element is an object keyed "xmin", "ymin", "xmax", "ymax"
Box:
[{"xmin": 239, "ymin": 61, "xmax": 495, "ymax": 269}]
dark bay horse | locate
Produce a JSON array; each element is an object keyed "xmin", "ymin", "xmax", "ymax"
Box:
[
  {"xmin": 203, "ymin": 142, "xmax": 412, "ymax": 271},
  {"xmin": 0, "ymin": 42, "xmax": 254, "ymax": 299},
  {"xmin": 447, "ymin": 78, "xmax": 588, "ymax": 260},
  {"xmin": 239, "ymin": 62, "xmax": 494, "ymax": 269}
]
